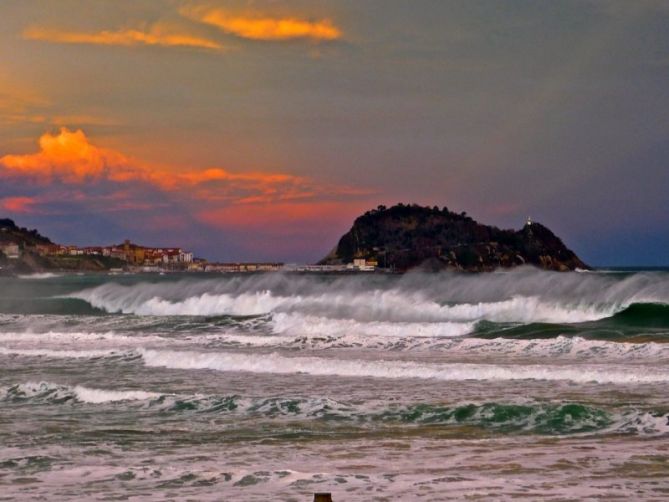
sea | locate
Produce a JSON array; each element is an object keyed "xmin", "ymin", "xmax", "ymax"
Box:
[{"xmin": 1, "ymin": 267, "xmax": 668, "ymax": 500}]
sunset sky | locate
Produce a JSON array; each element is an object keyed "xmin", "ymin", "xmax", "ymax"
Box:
[{"xmin": 1, "ymin": 1, "xmax": 668, "ymax": 264}]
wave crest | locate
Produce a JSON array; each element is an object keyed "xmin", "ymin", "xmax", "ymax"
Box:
[
  {"xmin": 138, "ymin": 348, "xmax": 669, "ymax": 384},
  {"xmin": 3, "ymin": 381, "xmax": 667, "ymax": 436}
]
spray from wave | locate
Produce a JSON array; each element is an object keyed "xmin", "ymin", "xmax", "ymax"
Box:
[
  {"xmin": 66, "ymin": 268, "xmax": 669, "ymax": 330},
  {"xmin": 17, "ymin": 273, "xmax": 62, "ymax": 280}
]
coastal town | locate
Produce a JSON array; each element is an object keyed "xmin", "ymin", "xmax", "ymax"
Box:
[
  {"xmin": 1, "ymin": 219, "xmax": 380, "ymax": 274},
  {"xmin": 0, "ymin": 238, "xmax": 380, "ymax": 273}
]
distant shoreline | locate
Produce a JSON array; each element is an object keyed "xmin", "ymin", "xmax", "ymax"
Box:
[{"xmin": 4, "ymin": 265, "xmax": 668, "ymax": 279}]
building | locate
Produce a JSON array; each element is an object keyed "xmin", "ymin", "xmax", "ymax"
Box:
[
  {"xmin": 204, "ymin": 262, "xmax": 284, "ymax": 273},
  {"xmin": 351, "ymin": 258, "xmax": 376, "ymax": 271},
  {"xmin": 27, "ymin": 238, "xmax": 196, "ymax": 269},
  {"xmin": 0, "ymin": 243, "xmax": 20, "ymax": 259}
]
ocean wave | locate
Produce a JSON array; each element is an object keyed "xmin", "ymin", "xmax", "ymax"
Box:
[
  {"xmin": 71, "ymin": 287, "xmax": 616, "ymax": 324},
  {"xmin": 17, "ymin": 273, "xmax": 62, "ymax": 280},
  {"xmin": 138, "ymin": 348, "xmax": 669, "ymax": 384},
  {"xmin": 608, "ymin": 302, "xmax": 669, "ymax": 327},
  {"xmin": 270, "ymin": 312, "xmax": 475, "ymax": 338},
  {"xmin": 3, "ymin": 330, "xmax": 669, "ymax": 362},
  {"xmin": 0, "ymin": 346, "xmax": 133, "ymax": 359},
  {"xmin": 67, "ymin": 268, "xmax": 669, "ymax": 325},
  {"xmin": 0, "ymin": 330, "xmax": 166, "ymax": 346},
  {"xmin": 183, "ymin": 328, "xmax": 669, "ymax": 360},
  {"xmin": 3, "ymin": 381, "xmax": 667, "ymax": 436},
  {"xmin": 0, "ymin": 382, "xmax": 159, "ymax": 404},
  {"xmin": 279, "ymin": 334, "xmax": 669, "ymax": 360}
]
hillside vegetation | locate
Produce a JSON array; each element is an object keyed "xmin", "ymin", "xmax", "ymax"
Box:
[{"xmin": 320, "ymin": 204, "xmax": 588, "ymax": 272}]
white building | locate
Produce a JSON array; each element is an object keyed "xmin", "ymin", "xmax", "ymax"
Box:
[{"xmin": 0, "ymin": 243, "xmax": 20, "ymax": 259}]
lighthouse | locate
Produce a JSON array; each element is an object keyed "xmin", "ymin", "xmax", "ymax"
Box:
[{"xmin": 526, "ymin": 216, "xmax": 532, "ymax": 226}]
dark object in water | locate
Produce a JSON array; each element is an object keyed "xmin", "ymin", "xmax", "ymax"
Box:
[{"xmin": 314, "ymin": 493, "xmax": 333, "ymax": 502}]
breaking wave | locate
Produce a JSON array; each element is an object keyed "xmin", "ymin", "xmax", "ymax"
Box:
[
  {"xmin": 138, "ymin": 349, "xmax": 669, "ymax": 384},
  {"xmin": 66, "ymin": 269, "xmax": 669, "ymax": 328},
  {"xmin": 270, "ymin": 312, "xmax": 475, "ymax": 338},
  {"xmin": 17, "ymin": 273, "xmax": 62, "ymax": 280},
  {"xmin": 3, "ymin": 381, "xmax": 667, "ymax": 436},
  {"xmin": 6, "ymin": 343, "xmax": 668, "ymax": 383},
  {"xmin": 0, "ymin": 330, "xmax": 166, "ymax": 346},
  {"xmin": 2, "ymin": 329, "xmax": 669, "ymax": 361},
  {"xmin": 0, "ymin": 346, "xmax": 133, "ymax": 359},
  {"xmin": 609, "ymin": 302, "xmax": 669, "ymax": 328},
  {"xmin": 1, "ymin": 382, "xmax": 159, "ymax": 404}
]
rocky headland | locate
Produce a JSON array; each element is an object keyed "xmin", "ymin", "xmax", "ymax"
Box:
[{"xmin": 320, "ymin": 204, "xmax": 588, "ymax": 272}]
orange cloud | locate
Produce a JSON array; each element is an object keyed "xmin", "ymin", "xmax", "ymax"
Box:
[
  {"xmin": 0, "ymin": 196, "xmax": 39, "ymax": 214},
  {"xmin": 0, "ymin": 128, "xmax": 141, "ymax": 184},
  {"xmin": 0, "ymin": 129, "xmax": 374, "ymax": 260},
  {"xmin": 23, "ymin": 24, "xmax": 223, "ymax": 51},
  {"xmin": 0, "ymin": 128, "xmax": 370, "ymax": 206},
  {"xmin": 182, "ymin": 7, "xmax": 342, "ymax": 41}
]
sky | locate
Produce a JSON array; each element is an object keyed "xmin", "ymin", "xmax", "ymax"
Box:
[{"xmin": 0, "ymin": 0, "xmax": 667, "ymax": 265}]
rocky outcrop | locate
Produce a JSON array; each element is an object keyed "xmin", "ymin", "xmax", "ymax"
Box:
[{"xmin": 320, "ymin": 204, "xmax": 588, "ymax": 272}]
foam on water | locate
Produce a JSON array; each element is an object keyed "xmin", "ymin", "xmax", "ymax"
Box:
[
  {"xmin": 138, "ymin": 348, "xmax": 669, "ymax": 384},
  {"xmin": 68, "ymin": 268, "xmax": 669, "ymax": 324},
  {"xmin": 5, "ymin": 269, "xmax": 669, "ymax": 499},
  {"xmin": 270, "ymin": 312, "xmax": 475, "ymax": 338},
  {"xmin": 72, "ymin": 385, "xmax": 161, "ymax": 403},
  {"xmin": 17, "ymin": 273, "xmax": 62, "ymax": 280},
  {"xmin": 1, "ymin": 382, "xmax": 159, "ymax": 403},
  {"xmin": 183, "ymin": 329, "xmax": 669, "ymax": 361},
  {"xmin": 72, "ymin": 288, "xmax": 616, "ymax": 323},
  {"xmin": 3, "ymin": 381, "xmax": 668, "ymax": 437},
  {"xmin": 3, "ymin": 328, "xmax": 669, "ymax": 362},
  {"xmin": 0, "ymin": 330, "xmax": 166, "ymax": 346},
  {"xmin": 0, "ymin": 346, "xmax": 130, "ymax": 359}
]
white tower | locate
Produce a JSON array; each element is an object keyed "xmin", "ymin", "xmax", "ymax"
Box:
[{"xmin": 526, "ymin": 216, "xmax": 532, "ymax": 226}]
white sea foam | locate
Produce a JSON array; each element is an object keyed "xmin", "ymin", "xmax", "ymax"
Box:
[
  {"xmin": 69, "ymin": 267, "xmax": 669, "ymax": 323},
  {"xmin": 17, "ymin": 272, "xmax": 62, "ymax": 280},
  {"xmin": 270, "ymin": 312, "xmax": 475, "ymax": 338},
  {"xmin": 2, "ymin": 329, "xmax": 668, "ymax": 363},
  {"xmin": 609, "ymin": 410, "xmax": 669, "ymax": 436},
  {"xmin": 0, "ymin": 381, "xmax": 160, "ymax": 403},
  {"xmin": 0, "ymin": 347, "xmax": 128, "ymax": 359},
  {"xmin": 0, "ymin": 331, "xmax": 165, "ymax": 346},
  {"xmin": 276, "ymin": 333, "xmax": 669, "ymax": 360},
  {"xmin": 3, "ymin": 381, "xmax": 668, "ymax": 439},
  {"xmin": 72, "ymin": 385, "xmax": 160, "ymax": 403},
  {"xmin": 138, "ymin": 349, "xmax": 669, "ymax": 384},
  {"xmin": 72, "ymin": 285, "xmax": 617, "ymax": 324},
  {"xmin": 422, "ymin": 335, "xmax": 669, "ymax": 361}
]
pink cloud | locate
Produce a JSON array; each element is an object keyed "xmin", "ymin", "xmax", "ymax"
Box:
[
  {"xmin": 0, "ymin": 128, "xmax": 375, "ymax": 256},
  {"xmin": 0, "ymin": 196, "xmax": 39, "ymax": 213}
]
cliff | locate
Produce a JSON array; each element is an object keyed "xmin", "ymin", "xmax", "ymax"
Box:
[{"xmin": 319, "ymin": 204, "xmax": 588, "ymax": 272}]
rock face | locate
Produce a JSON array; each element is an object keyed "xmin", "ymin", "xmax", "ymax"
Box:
[{"xmin": 320, "ymin": 204, "xmax": 589, "ymax": 272}]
